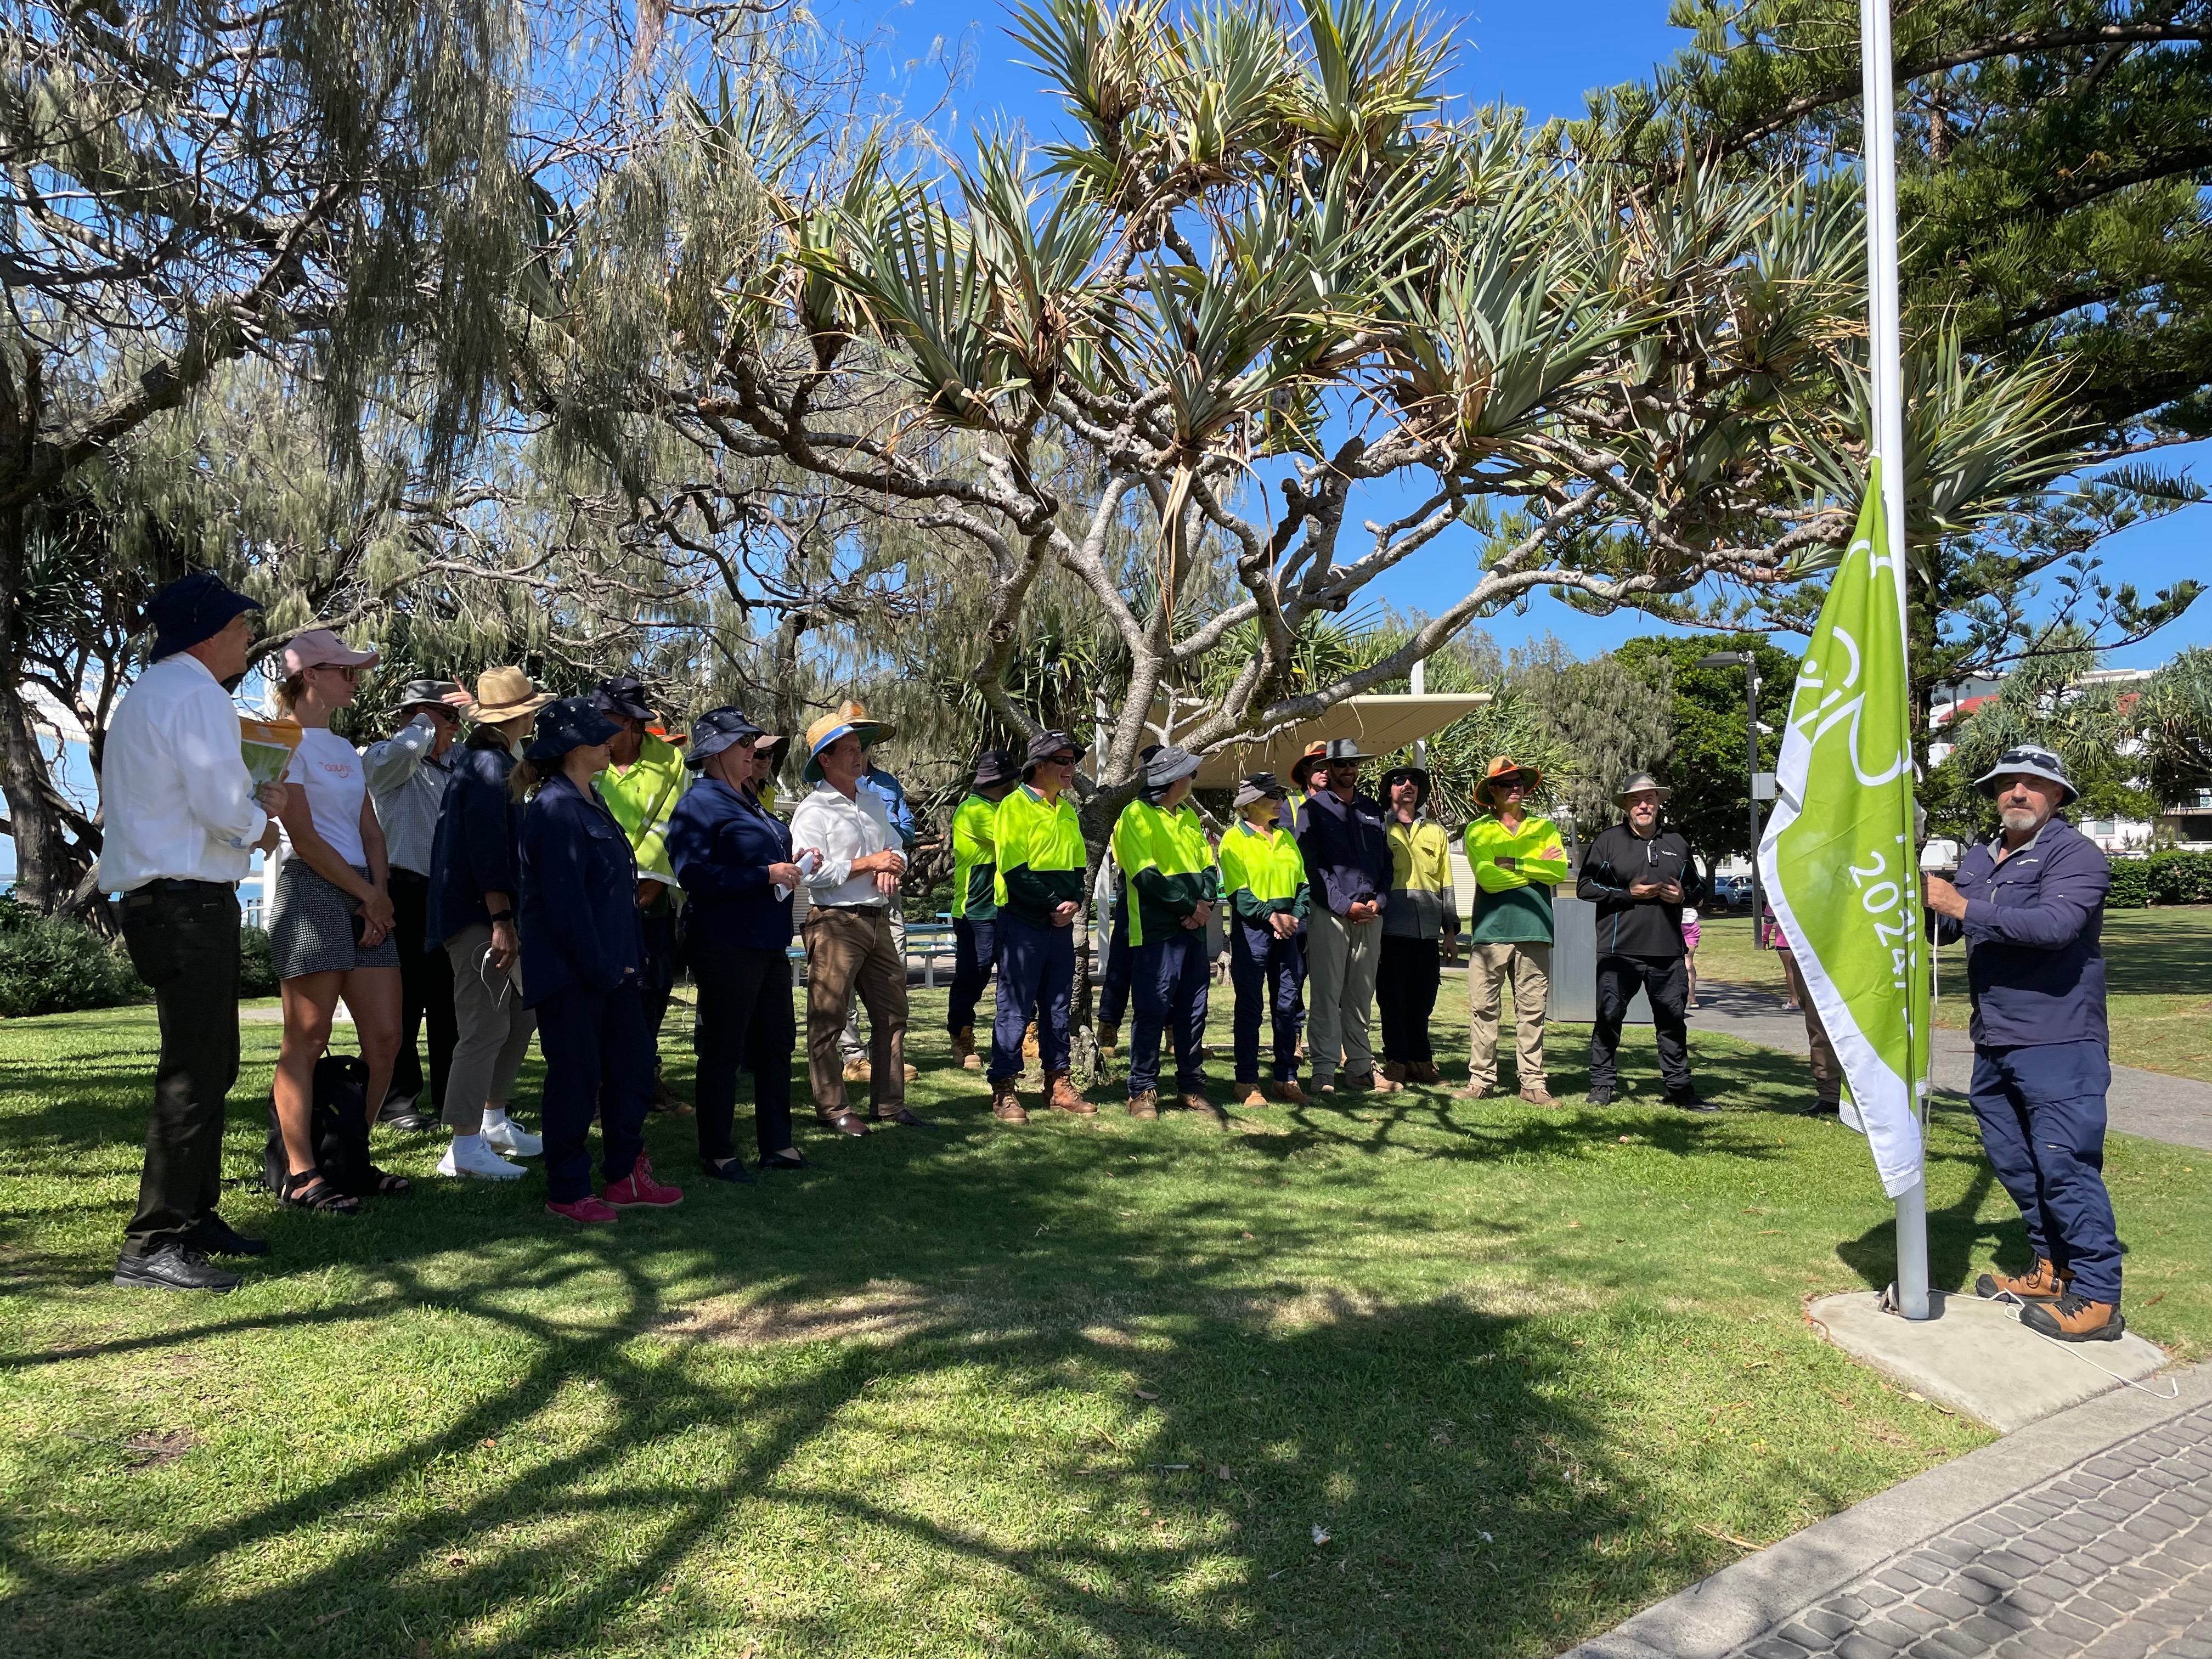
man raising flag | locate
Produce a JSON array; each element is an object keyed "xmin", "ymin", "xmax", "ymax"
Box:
[{"xmin": 1758, "ymin": 462, "xmax": 1932, "ymax": 1303}]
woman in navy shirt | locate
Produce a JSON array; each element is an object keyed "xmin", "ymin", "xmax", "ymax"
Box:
[
  {"xmin": 668, "ymin": 707, "xmax": 812, "ymax": 1178},
  {"xmin": 515, "ymin": 698, "xmax": 684, "ymax": 1223}
]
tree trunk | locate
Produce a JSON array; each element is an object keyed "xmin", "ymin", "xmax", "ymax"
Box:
[{"xmin": 0, "ymin": 500, "xmax": 70, "ymax": 911}]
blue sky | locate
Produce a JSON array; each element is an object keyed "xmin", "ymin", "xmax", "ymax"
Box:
[{"xmin": 843, "ymin": 0, "xmax": 2212, "ymax": 670}]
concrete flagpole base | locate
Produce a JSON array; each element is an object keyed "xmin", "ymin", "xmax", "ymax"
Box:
[{"xmin": 1809, "ymin": 1290, "xmax": 2169, "ymax": 1433}]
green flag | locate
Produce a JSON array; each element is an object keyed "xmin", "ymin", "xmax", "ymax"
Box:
[{"xmin": 1757, "ymin": 461, "xmax": 1929, "ymax": 1197}]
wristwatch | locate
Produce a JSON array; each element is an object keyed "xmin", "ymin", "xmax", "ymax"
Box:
[{"xmin": 487, "ymin": 910, "xmax": 516, "ymax": 925}]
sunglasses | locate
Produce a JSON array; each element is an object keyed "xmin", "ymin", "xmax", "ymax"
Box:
[
  {"xmin": 1048, "ymin": 752, "xmax": 1077, "ymax": 766},
  {"xmin": 309, "ymin": 663, "xmax": 360, "ymax": 682}
]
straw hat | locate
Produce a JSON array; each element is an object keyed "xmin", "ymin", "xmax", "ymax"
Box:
[
  {"xmin": 1472, "ymin": 755, "xmax": 1542, "ymax": 809},
  {"xmin": 470, "ymin": 665, "xmax": 555, "ymax": 723}
]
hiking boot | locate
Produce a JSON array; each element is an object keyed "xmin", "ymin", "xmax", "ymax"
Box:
[
  {"xmin": 1047, "ymin": 1070, "xmax": 1097, "ymax": 1116},
  {"xmin": 1409, "ymin": 1062, "xmax": 1444, "ymax": 1085},
  {"xmin": 1977, "ymin": 1257, "xmax": 2071, "ymax": 1302},
  {"xmin": 2021, "ymin": 1291, "xmax": 2125, "ymax": 1342},
  {"xmin": 1181, "ymin": 1091, "xmax": 1229, "ymax": 1127},
  {"xmin": 604, "ymin": 1155, "xmax": 683, "ymax": 1209},
  {"xmin": 1266, "ymin": 1080, "xmax": 1306, "ymax": 1105},
  {"xmin": 1127, "ymin": 1089, "xmax": 1160, "ymax": 1121},
  {"xmin": 1236, "ymin": 1082, "xmax": 1269, "ymax": 1109},
  {"xmin": 651, "ymin": 1077, "xmax": 695, "ymax": 1116},
  {"xmin": 843, "ymin": 1057, "xmax": 871, "ymax": 1085},
  {"xmin": 1096, "ymin": 1022, "xmax": 1120, "ymax": 1056},
  {"xmin": 1381, "ymin": 1062, "xmax": 1409, "ymax": 1087},
  {"xmin": 1454, "ymin": 1079, "xmax": 1497, "ymax": 1101},
  {"xmin": 1519, "ymin": 1084, "xmax": 1559, "ymax": 1107},
  {"xmin": 991, "ymin": 1079, "xmax": 1028, "ymax": 1124},
  {"xmin": 1023, "ymin": 1023, "xmax": 1040, "ymax": 1062},
  {"xmin": 1342, "ymin": 1071, "xmax": 1376, "ymax": 1094},
  {"xmin": 953, "ymin": 1025, "xmax": 982, "ymax": 1070},
  {"xmin": 1585, "ymin": 1087, "xmax": 1615, "ymax": 1106}
]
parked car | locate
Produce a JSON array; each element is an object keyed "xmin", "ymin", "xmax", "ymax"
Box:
[{"xmin": 1709, "ymin": 874, "xmax": 1755, "ymax": 910}]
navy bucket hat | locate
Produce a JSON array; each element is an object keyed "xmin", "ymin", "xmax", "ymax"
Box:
[{"xmin": 525, "ymin": 697, "xmax": 622, "ymax": 763}]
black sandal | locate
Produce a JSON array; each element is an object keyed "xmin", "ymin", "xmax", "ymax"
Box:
[
  {"xmin": 280, "ymin": 1170, "xmax": 361, "ymax": 1215},
  {"xmin": 362, "ymin": 1165, "xmax": 411, "ymax": 1197}
]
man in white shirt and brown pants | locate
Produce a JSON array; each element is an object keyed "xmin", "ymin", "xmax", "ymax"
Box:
[{"xmin": 103, "ymin": 573, "xmax": 289, "ymax": 1292}]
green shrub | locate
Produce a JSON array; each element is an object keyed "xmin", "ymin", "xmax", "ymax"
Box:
[
  {"xmin": 2106, "ymin": 850, "xmax": 2212, "ymax": 909},
  {"xmin": 239, "ymin": 926, "xmax": 279, "ymax": 998},
  {"xmin": 0, "ymin": 904, "xmax": 146, "ymax": 1017}
]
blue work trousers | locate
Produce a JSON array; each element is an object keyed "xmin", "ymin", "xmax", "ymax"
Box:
[
  {"xmin": 536, "ymin": 981, "xmax": 652, "ymax": 1203},
  {"xmin": 991, "ymin": 916, "xmax": 1073, "ymax": 1082},
  {"xmin": 1969, "ymin": 1040, "xmax": 2123, "ymax": 1304},
  {"xmin": 1129, "ymin": 930, "xmax": 1210, "ymax": 1099},
  {"xmin": 1098, "ymin": 900, "xmax": 1132, "ymax": 1028},
  {"xmin": 948, "ymin": 917, "xmax": 998, "ymax": 1037},
  {"xmin": 1229, "ymin": 918, "xmax": 1305, "ymax": 1085}
]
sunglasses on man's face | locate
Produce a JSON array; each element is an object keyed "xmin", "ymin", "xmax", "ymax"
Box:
[{"xmin": 1049, "ymin": 752, "xmax": 1077, "ymax": 766}]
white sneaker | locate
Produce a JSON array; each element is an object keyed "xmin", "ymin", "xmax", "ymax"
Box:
[
  {"xmin": 438, "ymin": 1136, "xmax": 526, "ymax": 1180},
  {"xmin": 482, "ymin": 1118, "xmax": 543, "ymax": 1158}
]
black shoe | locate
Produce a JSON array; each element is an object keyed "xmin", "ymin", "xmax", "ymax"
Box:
[
  {"xmin": 1798, "ymin": 1098, "xmax": 1842, "ymax": 1118},
  {"xmin": 701, "ymin": 1157, "xmax": 758, "ymax": 1184},
  {"xmin": 114, "ymin": 1244, "xmax": 242, "ymax": 1293},
  {"xmin": 872, "ymin": 1107, "xmax": 936, "ymax": 1128},
  {"xmin": 185, "ymin": 1214, "xmax": 270, "ymax": 1257},
  {"xmin": 759, "ymin": 1151, "xmax": 817, "ymax": 1172},
  {"xmin": 1669, "ymin": 1090, "xmax": 1720, "ymax": 1114},
  {"xmin": 1585, "ymin": 1088, "xmax": 1614, "ymax": 1107},
  {"xmin": 377, "ymin": 1093, "xmax": 439, "ymax": 1132}
]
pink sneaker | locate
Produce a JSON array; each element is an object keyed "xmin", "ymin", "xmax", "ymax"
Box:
[
  {"xmin": 603, "ymin": 1155, "xmax": 683, "ymax": 1209},
  {"xmin": 546, "ymin": 1194, "xmax": 618, "ymax": 1224}
]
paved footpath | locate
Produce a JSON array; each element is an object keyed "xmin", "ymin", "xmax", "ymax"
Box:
[
  {"xmin": 1566, "ymin": 1361, "xmax": 2212, "ymax": 1659},
  {"xmin": 1688, "ymin": 983, "xmax": 2212, "ymax": 1153}
]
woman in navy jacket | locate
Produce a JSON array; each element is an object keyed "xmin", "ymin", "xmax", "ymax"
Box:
[
  {"xmin": 515, "ymin": 698, "xmax": 684, "ymax": 1223},
  {"xmin": 667, "ymin": 707, "xmax": 812, "ymax": 1178}
]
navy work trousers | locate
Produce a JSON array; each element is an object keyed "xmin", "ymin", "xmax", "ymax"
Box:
[
  {"xmin": 689, "ymin": 930, "xmax": 794, "ymax": 1164},
  {"xmin": 947, "ymin": 916, "xmax": 998, "ymax": 1037},
  {"xmin": 1098, "ymin": 900, "xmax": 1132, "ymax": 1028},
  {"xmin": 1130, "ymin": 929, "xmax": 1210, "ymax": 1099},
  {"xmin": 536, "ymin": 981, "xmax": 652, "ymax": 1203},
  {"xmin": 1229, "ymin": 918, "xmax": 1304, "ymax": 1084},
  {"xmin": 1970, "ymin": 1040, "xmax": 2123, "ymax": 1304},
  {"xmin": 991, "ymin": 916, "xmax": 1073, "ymax": 1082}
]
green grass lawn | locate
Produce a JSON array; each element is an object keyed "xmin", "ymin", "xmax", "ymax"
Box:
[
  {"xmin": 3, "ymin": 980, "xmax": 2209, "ymax": 1659},
  {"xmin": 1696, "ymin": 907, "xmax": 2212, "ymax": 1085}
]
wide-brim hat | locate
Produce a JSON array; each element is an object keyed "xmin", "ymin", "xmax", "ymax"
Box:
[
  {"xmin": 1313, "ymin": 738, "xmax": 1372, "ymax": 769},
  {"xmin": 1143, "ymin": 745, "xmax": 1201, "ymax": 794},
  {"xmin": 592, "ymin": 675, "xmax": 656, "ymax": 723},
  {"xmin": 280, "ymin": 628, "xmax": 379, "ymax": 677},
  {"xmin": 469, "ymin": 665, "xmax": 556, "ymax": 724},
  {"xmin": 1023, "ymin": 729, "xmax": 1087, "ymax": 778},
  {"xmin": 1612, "ymin": 771, "xmax": 1672, "ymax": 808},
  {"xmin": 973, "ymin": 748, "xmax": 1022, "ymax": 790},
  {"xmin": 802, "ymin": 711, "xmax": 887, "ymax": 783},
  {"xmin": 146, "ymin": 571, "xmax": 261, "ymax": 661},
  {"xmin": 390, "ymin": 678, "xmax": 464, "ymax": 719},
  {"xmin": 1234, "ymin": 771, "xmax": 1287, "ymax": 809},
  {"xmin": 753, "ymin": 732, "xmax": 786, "ymax": 759},
  {"xmin": 1473, "ymin": 755, "xmax": 1542, "ymax": 808},
  {"xmin": 833, "ymin": 699, "xmax": 899, "ymax": 742},
  {"xmin": 1288, "ymin": 741, "xmax": 1330, "ymax": 791},
  {"xmin": 524, "ymin": 696, "xmax": 622, "ymax": 763},
  {"xmin": 1974, "ymin": 745, "xmax": 2079, "ymax": 806},
  {"xmin": 1381, "ymin": 764, "xmax": 1430, "ymax": 808},
  {"xmin": 686, "ymin": 706, "xmax": 766, "ymax": 770}
]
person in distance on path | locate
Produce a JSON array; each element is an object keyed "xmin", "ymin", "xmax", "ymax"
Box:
[
  {"xmin": 1927, "ymin": 745, "xmax": 2126, "ymax": 1343},
  {"xmin": 1578, "ymin": 774, "xmax": 1711, "ymax": 1110},
  {"xmin": 104, "ymin": 573, "xmax": 289, "ymax": 1291}
]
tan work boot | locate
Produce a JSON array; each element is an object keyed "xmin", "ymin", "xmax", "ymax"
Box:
[
  {"xmin": 1520, "ymin": 1084, "xmax": 1559, "ymax": 1107},
  {"xmin": 1127, "ymin": 1089, "xmax": 1159, "ymax": 1121},
  {"xmin": 1181, "ymin": 1091, "xmax": 1229, "ymax": 1127},
  {"xmin": 991, "ymin": 1079, "xmax": 1028, "ymax": 1124},
  {"xmin": 1381, "ymin": 1062, "xmax": 1409, "ymax": 1086},
  {"xmin": 843, "ymin": 1057, "xmax": 871, "ymax": 1085},
  {"xmin": 1236, "ymin": 1082, "xmax": 1269, "ymax": 1108},
  {"xmin": 1454, "ymin": 1077, "xmax": 1496, "ymax": 1101},
  {"xmin": 1267, "ymin": 1079, "xmax": 1306, "ymax": 1105},
  {"xmin": 1023, "ymin": 1023, "xmax": 1040, "ymax": 1060},
  {"xmin": 1413, "ymin": 1062, "xmax": 1444, "ymax": 1085},
  {"xmin": 953, "ymin": 1025, "xmax": 981, "ymax": 1070},
  {"xmin": 1976, "ymin": 1257, "xmax": 2071, "ymax": 1302},
  {"xmin": 1046, "ymin": 1070, "xmax": 1097, "ymax": 1116},
  {"xmin": 1096, "ymin": 1022, "xmax": 1120, "ymax": 1056},
  {"xmin": 1341, "ymin": 1071, "xmax": 1375, "ymax": 1094},
  {"xmin": 2021, "ymin": 1291, "xmax": 2125, "ymax": 1342}
]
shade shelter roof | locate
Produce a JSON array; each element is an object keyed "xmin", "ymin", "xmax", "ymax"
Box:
[{"xmin": 1144, "ymin": 693, "xmax": 1492, "ymax": 787}]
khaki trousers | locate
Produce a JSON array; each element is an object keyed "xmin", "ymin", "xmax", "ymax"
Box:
[
  {"xmin": 804, "ymin": 906, "xmax": 907, "ymax": 1115},
  {"xmin": 1305, "ymin": 909, "xmax": 1379, "ymax": 1084},
  {"xmin": 443, "ymin": 924, "xmax": 535, "ymax": 1133},
  {"xmin": 1781, "ymin": 951, "xmax": 1841, "ymax": 1104},
  {"xmin": 1466, "ymin": 941, "xmax": 1551, "ymax": 1091}
]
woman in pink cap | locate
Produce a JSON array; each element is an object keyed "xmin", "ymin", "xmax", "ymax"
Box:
[{"xmin": 266, "ymin": 628, "xmax": 407, "ymax": 1213}]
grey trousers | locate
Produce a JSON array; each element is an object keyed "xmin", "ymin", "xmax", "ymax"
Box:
[
  {"xmin": 443, "ymin": 924, "xmax": 536, "ymax": 1134},
  {"xmin": 1305, "ymin": 909, "xmax": 1379, "ymax": 1083}
]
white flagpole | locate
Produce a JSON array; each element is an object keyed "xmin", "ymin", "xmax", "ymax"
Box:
[{"xmin": 1861, "ymin": 0, "xmax": 1931, "ymax": 1319}]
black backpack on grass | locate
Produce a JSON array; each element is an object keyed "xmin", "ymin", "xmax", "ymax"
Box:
[{"xmin": 262, "ymin": 1053, "xmax": 375, "ymax": 1197}]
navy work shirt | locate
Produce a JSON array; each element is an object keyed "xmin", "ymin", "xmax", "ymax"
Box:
[
  {"xmin": 1932, "ymin": 815, "xmax": 2109, "ymax": 1050},
  {"xmin": 1295, "ymin": 789, "xmax": 1392, "ymax": 917},
  {"xmin": 667, "ymin": 777, "xmax": 795, "ymax": 952},
  {"xmin": 426, "ymin": 733, "xmax": 521, "ymax": 945},
  {"xmin": 518, "ymin": 771, "xmax": 646, "ymax": 1007}
]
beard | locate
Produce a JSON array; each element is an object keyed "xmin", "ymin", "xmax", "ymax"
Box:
[{"xmin": 1997, "ymin": 804, "xmax": 2044, "ymax": 834}]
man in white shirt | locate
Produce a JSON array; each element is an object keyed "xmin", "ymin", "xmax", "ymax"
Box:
[
  {"xmin": 104, "ymin": 573, "xmax": 289, "ymax": 1293},
  {"xmin": 789, "ymin": 710, "xmax": 926, "ymax": 1135}
]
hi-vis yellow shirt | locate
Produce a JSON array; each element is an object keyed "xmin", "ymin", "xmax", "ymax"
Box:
[
  {"xmin": 992, "ymin": 784, "xmax": 1085, "ymax": 927},
  {"xmin": 1111, "ymin": 798, "xmax": 1217, "ymax": 947},
  {"xmin": 1464, "ymin": 813, "xmax": 1569, "ymax": 944},
  {"xmin": 1217, "ymin": 819, "xmax": 1310, "ymax": 921}
]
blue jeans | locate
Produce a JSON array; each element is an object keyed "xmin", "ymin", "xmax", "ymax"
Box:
[
  {"xmin": 991, "ymin": 916, "xmax": 1073, "ymax": 1082},
  {"xmin": 1130, "ymin": 930, "xmax": 1209, "ymax": 1098},
  {"xmin": 948, "ymin": 916, "xmax": 998, "ymax": 1037},
  {"xmin": 1098, "ymin": 899, "xmax": 1132, "ymax": 1027},
  {"xmin": 536, "ymin": 982, "xmax": 652, "ymax": 1202},
  {"xmin": 1229, "ymin": 918, "xmax": 1304, "ymax": 1084},
  {"xmin": 1970, "ymin": 1040, "xmax": 2123, "ymax": 1303}
]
